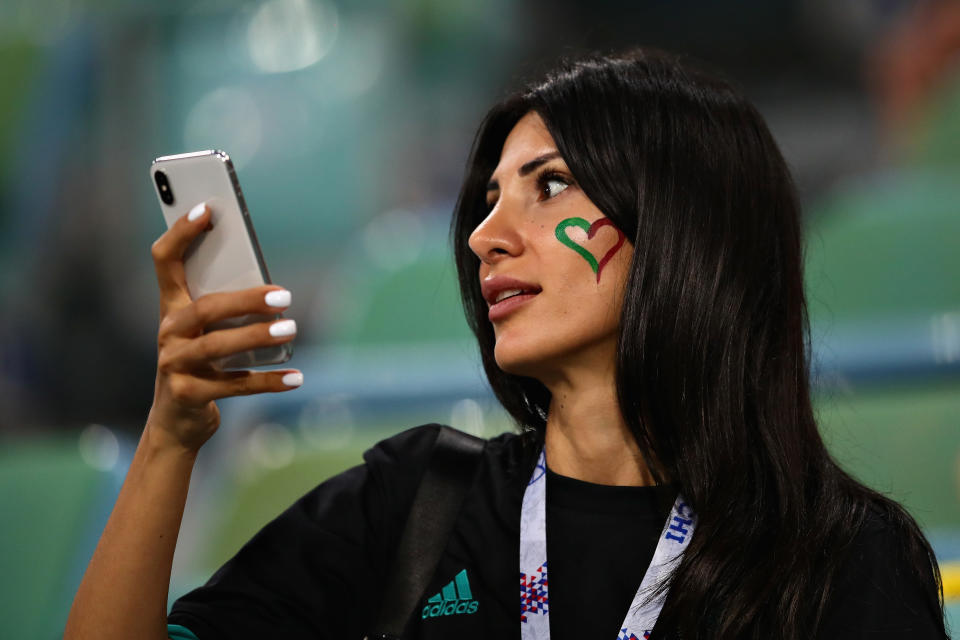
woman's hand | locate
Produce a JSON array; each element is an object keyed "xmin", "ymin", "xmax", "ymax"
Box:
[{"xmin": 147, "ymin": 203, "xmax": 302, "ymax": 452}]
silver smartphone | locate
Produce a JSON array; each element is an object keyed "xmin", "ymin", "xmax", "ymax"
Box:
[{"xmin": 150, "ymin": 150, "xmax": 292, "ymax": 370}]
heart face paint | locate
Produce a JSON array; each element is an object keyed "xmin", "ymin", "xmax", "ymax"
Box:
[{"xmin": 555, "ymin": 217, "xmax": 626, "ymax": 283}]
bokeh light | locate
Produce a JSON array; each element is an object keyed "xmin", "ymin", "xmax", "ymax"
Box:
[
  {"xmin": 77, "ymin": 424, "xmax": 119, "ymax": 472},
  {"xmin": 247, "ymin": 0, "xmax": 339, "ymax": 74}
]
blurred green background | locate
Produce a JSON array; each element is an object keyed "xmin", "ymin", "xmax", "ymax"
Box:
[{"xmin": 0, "ymin": 0, "xmax": 958, "ymax": 637}]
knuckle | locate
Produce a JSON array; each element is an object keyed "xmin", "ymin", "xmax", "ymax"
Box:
[
  {"xmin": 196, "ymin": 332, "xmax": 221, "ymax": 360},
  {"xmin": 150, "ymin": 237, "xmax": 168, "ymax": 263},
  {"xmin": 157, "ymin": 315, "xmax": 177, "ymax": 342},
  {"xmin": 186, "ymin": 304, "xmax": 204, "ymax": 333},
  {"xmin": 232, "ymin": 373, "xmax": 257, "ymax": 396},
  {"xmin": 191, "ymin": 296, "xmax": 214, "ymax": 326},
  {"xmin": 167, "ymin": 375, "xmax": 194, "ymax": 403},
  {"xmin": 168, "ymin": 302, "xmax": 201, "ymax": 337},
  {"xmin": 157, "ymin": 350, "xmax": 175, "ymax": 374}
]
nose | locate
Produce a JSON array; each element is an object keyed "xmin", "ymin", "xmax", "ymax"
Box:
[{"xmin": 468, "ymin": 201, "xmax": 523, "ymax": 265}]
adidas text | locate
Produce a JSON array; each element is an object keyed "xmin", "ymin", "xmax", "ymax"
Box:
[
  {"xmin": 421, "ymin": 600, "xmax": 479, "ymax": 618},
  {"xmin": 422, "ymin": 569, "xmax": 479, "ymax": 619}
]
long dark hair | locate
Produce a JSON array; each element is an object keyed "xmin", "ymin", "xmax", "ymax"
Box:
[{"xmin": 451, "ymin": 49, "xmax": 946, "ymax": 639}]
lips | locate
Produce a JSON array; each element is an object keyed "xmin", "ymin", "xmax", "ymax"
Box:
[{"xmin": 481, "ymin": 275, "xmax": 542, "ymax": 322}]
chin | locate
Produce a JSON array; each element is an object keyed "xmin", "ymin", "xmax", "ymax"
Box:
[
  {"xmin": 491, "ymin": 325, "xmax": 620, "ymax": 383},
  {"xmin": 492, "ymin": 339, "xmax": 562, "ymax": 380}
]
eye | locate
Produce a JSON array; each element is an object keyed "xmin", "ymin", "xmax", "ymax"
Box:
[
  {"xmin": 542, "ymin": 178, "xmax": 569, "ymax": 199},
  {"xmin": 536, "ymin": 171, "xmax": 573, "ymax": 201}
]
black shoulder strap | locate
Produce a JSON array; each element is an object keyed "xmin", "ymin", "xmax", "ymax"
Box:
[{"xmin": 365, "ymin": 425, "xmax": 486, "ymax": 640}]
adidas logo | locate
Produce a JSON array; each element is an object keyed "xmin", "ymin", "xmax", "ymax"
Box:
[{"xmin": 421, "ymin": 569, "xmax": 479, "ymax": 619}]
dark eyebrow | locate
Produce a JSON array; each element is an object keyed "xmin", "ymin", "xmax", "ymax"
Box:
[
  {"xmin": 519, "ymin": 151, "xmax": 562, "ymax": 177},
  {"xmin": 486, "ymin": 151, "xmax": 563, "ymax": 192}
]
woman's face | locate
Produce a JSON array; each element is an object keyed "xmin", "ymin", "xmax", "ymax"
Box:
[{"xmin": 468, "ymin": 111, "xmax": 633, "ymax": 381}]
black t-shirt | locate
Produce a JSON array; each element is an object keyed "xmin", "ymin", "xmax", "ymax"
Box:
[{"xmin": 168, "ymin": 424, "xmax": 945, "ymax": 639}]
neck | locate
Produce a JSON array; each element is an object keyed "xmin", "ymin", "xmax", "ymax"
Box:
[{"xmin": 542, "ymin": 369, "xmax": 654, "ymax": 487}]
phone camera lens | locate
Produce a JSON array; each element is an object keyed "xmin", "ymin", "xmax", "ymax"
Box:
[{"xmin": 154, "ymin": 170, "xmax": 175, "ymax": 205}]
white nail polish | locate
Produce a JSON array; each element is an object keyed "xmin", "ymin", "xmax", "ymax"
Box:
[
  {"xmin": 269, "ymin": 319, "xmax": 297, "ymax": 337},
  {"xmin": 282, "ymin": 372, "xmax": 304, "ymax": 387},
  {"xmin": 265, "ymin": 289, "xmax": 291, "ymax": 308},
  {"xmin": 188, "ymin": 203, "xmax": 206, "ymax": 221}
]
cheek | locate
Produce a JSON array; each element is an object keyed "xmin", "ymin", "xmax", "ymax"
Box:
[
  {"xmin": 604, "ymin": 250, "xmax": 633, "ymax": 319},
  {"xmin": 551, "ymin": 215, "xmax": 628, "ymax": 284},
  {"xmin": 605, "ymin": 241, "xmax": 633, "ymax": 290},
  {"xmin": 548, "ymin": 215, "xmax": 630, "ymax": 290},
  {"xmin": 545, "ymin": 243, "xmax": 631, "ymax": 331}
]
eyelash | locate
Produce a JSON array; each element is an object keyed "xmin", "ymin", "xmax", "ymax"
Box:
[
  {"xmin": 484, "ymin": 168, "xmax": 575, "ymax": 211},
  {"xmin": 534, "ymin": 169, "xmax": 574, "ymax": 201}
]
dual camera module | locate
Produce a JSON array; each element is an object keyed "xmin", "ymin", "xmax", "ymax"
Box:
[{"xmin": 154, "ymin": 170, "xmax": 175, "ymax": 205}]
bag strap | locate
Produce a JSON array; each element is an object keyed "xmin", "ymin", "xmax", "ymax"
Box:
[{"xmin": 365, "ymin": 425, "xmax": 486, "ymax": 640}]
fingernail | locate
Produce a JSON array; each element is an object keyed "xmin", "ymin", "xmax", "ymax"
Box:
[
  {"xmin": 269, "ymin": 319, "xmax": 297, "ymax": 337},
  {"xmin": 188, "ymin": 202, "xmax": 207, "ymax": 221},
  {"xmin": 282, "ymin": 371, "xmax": 304, "ymax": 387},
  {"xmin": 265, "ymin": 289, "xmax": 291, "ymax": 308}
]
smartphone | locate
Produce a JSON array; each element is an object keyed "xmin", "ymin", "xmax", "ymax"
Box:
[{"xmin": 150, "ymin": 150, "xmax": 292, "ymax": 370}]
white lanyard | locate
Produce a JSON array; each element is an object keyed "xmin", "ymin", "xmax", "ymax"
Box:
[{"xmin": 520, "ymin": 449, "xmax": 695, "ymax": 640}]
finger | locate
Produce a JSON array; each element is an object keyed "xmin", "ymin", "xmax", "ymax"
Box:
[
  {"xmin": 151, "ymin": 202, "xmax": 211, "ymax": 308},
  {"xmin": 169, "ymin": 369, "xmax": 304, "ymax": 405},
  {"xmin": 162, "ymin": 285, "xmax": 292, "ymax": 338},
  {"xmin": 160, "ymin": 317, "xmax": 297, "ymax": 371},
  {"xmin": 216, "ymin": 369, "xmax": 304, "ymax": 397}
]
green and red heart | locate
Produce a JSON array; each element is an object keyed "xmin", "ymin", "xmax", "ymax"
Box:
[{"xmin": 554, "ymin": 217, "xmax": 626, "ymax": 282}]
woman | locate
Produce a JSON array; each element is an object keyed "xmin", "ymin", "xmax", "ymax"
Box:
[{"xmin": 66, "ymin": 49, "xmax": 948, "ymax": 639}]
